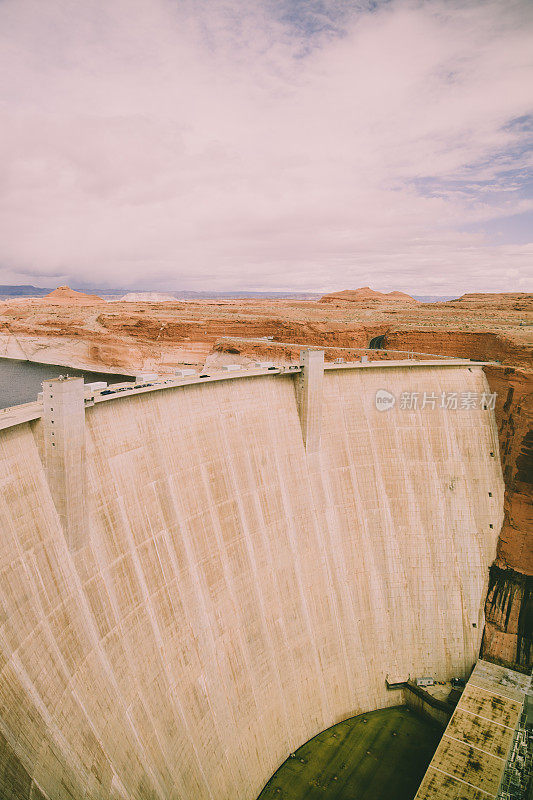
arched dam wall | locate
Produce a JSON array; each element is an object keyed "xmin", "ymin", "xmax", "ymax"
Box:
[{"xmin": 0, "ymin": 361, "xmax": 503, "ymax": 800}]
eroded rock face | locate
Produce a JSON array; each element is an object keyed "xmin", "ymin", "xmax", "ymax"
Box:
[
  {"xmin": 484, "ymin": 367, "xmax": 532, "ymax": 574},
  {"xmin": 482, "ymin": 566, "xmax": 532, "ymax": 669},
  {"xmin": 480, "ymin": 366, "xmax": 532, "ymax": 671},
  {"xmin": 454, "ymin": 292, "xmax": 532, "ymax": 311},
  {"xmin": 381, "ymin": 329, "xmax": 531, "ymax": 370}
]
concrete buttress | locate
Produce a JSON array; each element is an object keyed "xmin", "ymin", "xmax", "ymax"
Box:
[
  {"xmin": 296, "ymin": 348, "xmax": 324, "ymax": 453},
  {"xmin": 42, "ymin": 376, "xmax": 86, "ymax": 550}
]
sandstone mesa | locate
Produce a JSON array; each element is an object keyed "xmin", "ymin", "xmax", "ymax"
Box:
[
  {"xmin": 319, "ymin": 286, "xmax": 419, "ymax": 304},
  {"xmin": 41, "ymin": 285, "xmax": 107, "ymax": 305}
]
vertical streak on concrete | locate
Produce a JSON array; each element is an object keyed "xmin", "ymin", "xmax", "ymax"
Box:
[
  {"xmin": 42, "ymin": 377, "xmax": 86, "ymax": 550},
  {"xmin": 296, "ymin": 348, "xmax": 324, "ymax": 453}
]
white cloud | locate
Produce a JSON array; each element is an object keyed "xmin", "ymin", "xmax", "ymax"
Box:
[{"xmin": 0, "ymin": 0, "xmax": 531, "ymax": 292}]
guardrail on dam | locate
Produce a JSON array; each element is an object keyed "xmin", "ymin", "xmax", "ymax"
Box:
[{"xmin": 0, "ymin": 352, "xmax": 504, "ymax": 800}]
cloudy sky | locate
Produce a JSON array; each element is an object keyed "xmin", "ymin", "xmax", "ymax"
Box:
[{"xmin": 0, "ymin": 0, "xmax": 531, "ymax": 294}]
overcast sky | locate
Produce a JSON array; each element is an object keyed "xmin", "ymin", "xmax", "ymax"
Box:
[{"xmin": 0, "ymin": 0, "xmax": 531, "ymax": 293}]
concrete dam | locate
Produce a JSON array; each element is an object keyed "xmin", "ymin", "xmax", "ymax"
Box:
[{"xmin": 0, "ymin": 354, "xmax": 504, "ymax": 800}]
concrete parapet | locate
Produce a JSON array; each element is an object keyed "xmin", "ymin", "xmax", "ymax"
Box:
[
  {"xmin": 296, "ymin": 348, "xmax": 324, "ymax": 453},
  {"xmin": 42, "ymin": 377, "xmax": 86, "ymax": 550}
]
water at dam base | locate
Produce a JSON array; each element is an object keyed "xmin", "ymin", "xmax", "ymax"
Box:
[
  {"xmin": 0, "ymin": 357, "xmax": 133, "ymax": 408},
  {"xmin": 257, "ymin": 706, "xmax": 442, "ymax": 800}
]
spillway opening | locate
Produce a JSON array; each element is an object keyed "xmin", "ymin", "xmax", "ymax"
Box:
[{"xmin": 257, "ymin": 706, "xmax": 443, "ymax": 800}]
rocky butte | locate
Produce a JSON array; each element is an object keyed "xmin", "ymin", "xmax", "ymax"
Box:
[
  {"xmin": 37, "ymin": 285, "xmax": 107, "ymax": 305},
  {"xmin": 0, "ymin": 286, "xmax": 530, "ymax": 799},
  {"xmin": 319, "ymin": 286, "xmax": 420, "ymax": 304}
]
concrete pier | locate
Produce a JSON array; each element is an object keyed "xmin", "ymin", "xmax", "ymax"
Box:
[
  {"xmin": 296, "ymin": 348, "xmax": 324, "ymax": 453},
  {"xmin": 42, "ymin": 377, "xmax": 86, "ymax": 550}
]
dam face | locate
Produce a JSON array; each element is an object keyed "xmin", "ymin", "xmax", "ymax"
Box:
[{"xmin": 0, "ymin": 360, "xmax": 503, "ymax": 800}]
